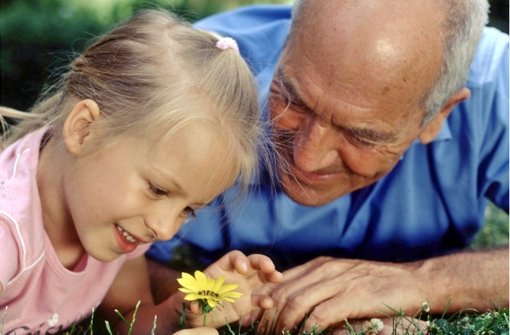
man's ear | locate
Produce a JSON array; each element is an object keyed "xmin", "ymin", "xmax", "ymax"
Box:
[
  {"xmin": 63, "ymin": 99, "xmax": 101, "ymax": 156},
  {"xmin": 419, "ymin": 87, "xmax": 470, "ymax": 144}
]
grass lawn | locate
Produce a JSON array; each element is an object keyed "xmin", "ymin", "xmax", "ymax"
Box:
[{"xmin": 470, "ymin": 202, "xmax": 509, "ymax": 249}]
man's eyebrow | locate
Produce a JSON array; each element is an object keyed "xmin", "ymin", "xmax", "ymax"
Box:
[
  {"xmin": 277, "ymin": 69, "xmax": 311, "ymax": 109},
  {"xmin": 340, "ymin": 125, "xmax": 400, "ymax": 143}
]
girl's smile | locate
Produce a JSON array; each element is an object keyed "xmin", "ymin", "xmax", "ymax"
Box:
[{"xmin": 114, "ymin": 224, "xmax": 142, "ymax": 253}]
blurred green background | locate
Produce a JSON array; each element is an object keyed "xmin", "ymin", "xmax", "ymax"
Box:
[
  {"xmin": 0, "ymin": 0, "xmax": 508, "ymax": 247},
  {"xmin": 0, "ymin": 0, "xmax": 286, "ymax": 111},
  {"xmin": 0, "ymin": 0, "xmax": 508, "ymax": 111}
]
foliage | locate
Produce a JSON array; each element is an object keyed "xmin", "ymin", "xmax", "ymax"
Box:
[
  {"xmin": 0, "ymin": 0, "xmax": 288, "ymax": 111},
  {"xmin": 427, "ymin": 310, "xmax": 509, "ymax": 335},
  {"xmin": 470, "ymin": 202, "xmax": 509, "ymax": 249}
]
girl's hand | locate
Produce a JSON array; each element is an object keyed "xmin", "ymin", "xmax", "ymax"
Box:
[
  {"xmin": 185, "ymin": 250, "xmax": 282, "ymax": 328},
  {"xmin": 173, "ymin": 327, "xmax": 219, "ymax": 335}
]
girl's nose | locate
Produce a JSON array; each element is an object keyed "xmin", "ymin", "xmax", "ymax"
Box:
[
  {"xmin": 146, "ymin": 219, "xmax": 179, "ymax": 241},
  {"xmin": 145, "ymin": 208, "xmax": 184, "ymax": 241}
]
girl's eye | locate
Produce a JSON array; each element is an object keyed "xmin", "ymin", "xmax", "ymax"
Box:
[{"xmin": 149, "ymin": 183, "xmax": 168, "ymax": 197}]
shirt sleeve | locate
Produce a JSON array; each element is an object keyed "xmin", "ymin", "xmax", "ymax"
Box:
[
  {"xmin": 474, "ymin": 28, "xmax": 509, "ymax": 212},
  {"xmin": 0, "ymin": 218, "xmax": 21, "ymax": 288}
]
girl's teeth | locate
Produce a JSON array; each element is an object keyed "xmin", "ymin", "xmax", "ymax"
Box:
[{"xmin": 116, "ymin": 225, "xmax": 137, "ymax": 243}]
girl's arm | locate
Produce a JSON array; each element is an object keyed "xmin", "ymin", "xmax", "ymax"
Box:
[{"xmin": 99, "ymin": 255, "xmax": 184, "ymax": 334}]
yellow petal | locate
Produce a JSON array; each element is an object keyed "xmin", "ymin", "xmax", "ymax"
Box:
[
  {"xmin": 212, "ymin": 276, "xmax": 225, "ymax": 292},
  {"xmin": 218, "ymin": 283, "xmax": 239, "ymax": 294},
  {"xmin": 208, "ymin": 277, "xmax": 219, "ymax": 291},
  {"xmin": 206, "ymin": 298, "xmax": 218, "ymax": 308},
  {"xmin": 223, "ymin": 292, "xmax": 243, "ymax": 299},
  {"xmin": 195, "ymin": 271, "xmax": 209, "ymax": 289},
  {"xmin": 177, "ymin": 272, "xmax": 199, "ymax": 291},
  {"xmin": 184, "ymin": 293, "xmax": 201, "ymax": 301}
]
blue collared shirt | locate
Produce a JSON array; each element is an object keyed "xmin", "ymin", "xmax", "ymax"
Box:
[{"xmin": 147, "ymin": 5, "xmax": 509, "ymax": 268}]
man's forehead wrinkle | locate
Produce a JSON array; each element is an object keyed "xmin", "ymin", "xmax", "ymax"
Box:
[
  {"xmin": 281, "ymin": 60, "xmax": 402, "ymax": 123},
  {"xmin": 281, "ymin": 32, "xmax": 429, "ymax": 130},
  {"xmin": 299, "ymin": 1, "xmax": 442, "ymax": 85},
  {"xmin": 290, "ymin": 35, "xmax": 409, "ymax": 109}
]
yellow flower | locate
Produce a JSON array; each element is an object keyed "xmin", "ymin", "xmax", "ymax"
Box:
[{"xmin": 177, "ymin": 270, "xmax": 242, "ymax": 313}]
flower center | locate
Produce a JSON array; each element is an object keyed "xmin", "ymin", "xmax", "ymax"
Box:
[{"xmin": 198, "ymin": 290, "xmax": 220, "ymax": 299}]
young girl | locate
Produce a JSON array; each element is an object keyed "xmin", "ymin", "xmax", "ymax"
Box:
[{"xmin": 0, "ymin": 9, "xmax": 282, "ymax": 334}]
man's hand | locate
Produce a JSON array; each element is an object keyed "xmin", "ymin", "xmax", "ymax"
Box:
[
  {"xmin": 258, "ymin": 248, "xmax": 508, "ymax": 333},
  {"xmin": 258, "ymin": 256, "xmax": 425, "ymax": 333}
]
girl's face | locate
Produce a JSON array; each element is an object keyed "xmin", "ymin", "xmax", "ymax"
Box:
[{"xmin": 62, "ymin": 122, "xmax": 235, "ymax": 262}]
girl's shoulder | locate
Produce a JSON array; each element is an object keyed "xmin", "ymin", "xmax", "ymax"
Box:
[{"xmin": 0, "ymin": 128, "xmax": 48, "ymax": 278}]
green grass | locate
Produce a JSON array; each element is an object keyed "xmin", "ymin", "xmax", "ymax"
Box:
[
  {"xmin": 61, "ymin": 305, "xmax": 510, "ymax": 335},
  {"xmin": 470, "ymin": 202, "xmax": 509, "ymax": 249}
]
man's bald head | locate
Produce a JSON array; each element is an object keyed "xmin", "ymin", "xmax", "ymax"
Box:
[{"xmin": 290, "ymin": 0, "xmax": 488, "ymax": 123}]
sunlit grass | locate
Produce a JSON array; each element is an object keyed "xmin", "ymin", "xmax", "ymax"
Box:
[{"xmin": 44, "ymin": 304, "xmax": 510, "ymax": 334}]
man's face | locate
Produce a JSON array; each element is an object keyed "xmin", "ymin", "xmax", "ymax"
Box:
[{"xmin": 268, "ymin": 1, "xmax": 442, "ymax": 206}]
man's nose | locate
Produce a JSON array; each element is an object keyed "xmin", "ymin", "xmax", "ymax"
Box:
[{"xmin": 293, "ymin": 120, "xmax": 339, "ymax": 173}]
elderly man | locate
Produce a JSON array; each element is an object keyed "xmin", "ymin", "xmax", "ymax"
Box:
[{"xmin": 148, "ymin": 0, "xmax": 508, "ymax": 332}]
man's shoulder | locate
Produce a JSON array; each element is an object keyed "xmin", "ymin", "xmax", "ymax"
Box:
[
  {"xmin": 194, "ymin": 5, "xmax": 291, "ymax": 74},
  {"xmin": 195, "ymin": 4, "xmax": 292, "ymax": 33},
  {"xmin": 468, "ymin": 27, "xmax": 509, "ymax": 87},
  {"xmin": 455, "ymin": 27, "xmax": 509, "ymax": 137}
]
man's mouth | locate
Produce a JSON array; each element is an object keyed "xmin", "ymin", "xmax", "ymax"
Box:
[{"xmin": 275, "ymin": 143, "xmax": 338, "ymax": 186}]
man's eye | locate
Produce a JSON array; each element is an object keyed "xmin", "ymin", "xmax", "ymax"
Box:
[
  {"xmin": 281, "ymin": 92, "xmax": 294, "ymax": 106},
  {"xmin": 149, "ymin": 183, "xmax": 168, "ymax": 197},
  {"xmin": 351, "ymin": 136, "xmax": 376, "ymax": 148},
  {"xmin": 273, "ymin": 81, "xmax": 293, "ymax": 105},
  {"xmin": 183, "ymin": 207, "xmax": 196, "ymax": 218}
]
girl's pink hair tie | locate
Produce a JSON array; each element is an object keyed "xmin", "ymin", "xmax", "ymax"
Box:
[{"xmin": 216, "ymin": 37, "xmax": 239, "ymax": 52}]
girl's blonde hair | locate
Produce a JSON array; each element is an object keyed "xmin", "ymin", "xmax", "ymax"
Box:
[{"xmin": 1, "ymin": 9, "xmax": 261, "ymax": 186}]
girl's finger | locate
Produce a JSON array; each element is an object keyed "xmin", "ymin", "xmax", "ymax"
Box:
[{"xmin": 173, "ymin": 327, "xmax": 219, "ymax": 335}]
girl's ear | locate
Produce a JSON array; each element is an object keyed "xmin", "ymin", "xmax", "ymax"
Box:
[
  {"xmin": 63, "ymin": 99, "xmax": 101, "ymax": 156},
  {"xmin": 418, "ymin": 87, "xmax": 470, "ymax": 144}
]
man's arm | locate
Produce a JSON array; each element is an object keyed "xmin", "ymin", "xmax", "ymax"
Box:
[{"xmin": 260, "ymin": 247, "xmax": 508, "ymax": 333}]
